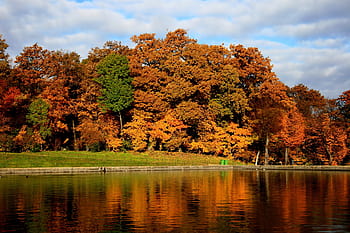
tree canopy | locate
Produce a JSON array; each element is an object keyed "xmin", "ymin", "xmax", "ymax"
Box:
[{"xmin": 0, "ymin": 30, "xmax": 348, "ymax": 165}]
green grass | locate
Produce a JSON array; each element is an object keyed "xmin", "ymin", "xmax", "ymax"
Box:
[{"xmin": 0, "ymin": 151, "xmax": 245, "ymax": 168}]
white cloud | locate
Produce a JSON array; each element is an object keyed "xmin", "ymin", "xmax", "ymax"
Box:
[
  {"xmin": 267, "ymin": 46, "xmax": 350, "ymax": 98},
  {"xmin": 0, "ymin": 0, "xmax": 349, "ymax": 98},
  {"xmin": 276, "ymin": 18, "xmax": 350, "ymax": 40},
  {"xmin": 301, "ymin": 38, "xmax": 347, "ymax": 49}
]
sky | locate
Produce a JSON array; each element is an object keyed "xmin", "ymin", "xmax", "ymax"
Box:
[{"xmin": 1, "ymin": 0, "xmax": 350, "ymax": 98}]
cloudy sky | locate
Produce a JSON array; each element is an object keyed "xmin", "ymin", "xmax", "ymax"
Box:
[{"xmin": 1, "ymin": 0, "xmax": 349, "ymax": 98}]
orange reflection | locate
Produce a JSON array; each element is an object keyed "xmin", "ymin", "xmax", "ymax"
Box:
[{"xmin": 0, "ymin": 171, "xmax": 350, "ymax": 232}]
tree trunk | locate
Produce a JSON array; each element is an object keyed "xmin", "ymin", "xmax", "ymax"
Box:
[
  {"xmin": 147, "ymin": 140, "xmax": 155, "ymax": 151},
  {"xmin": 119, "ymin": 111, "xmax": 123, "ymax": 134},
  {"xmin": 72, "ymin": 119, "xmax": 78, "ymax": 151},
  {"xmin": 255, "ymin": 151, "xmax": 260, "ymax": 166},
  {"xmin": 325, "ymin": 144, "xmax": 333, "ymax": 165},
  {"xmin": 264, "ymin": 135, "xmax": 269, "ymax": 165},
  {"xmin": 322, "ymin": 132, "xmax": 333, "ymax": 165},
  {"xmin": 285, "ymin": 147, "xmax": 289, "ymax": 165}
]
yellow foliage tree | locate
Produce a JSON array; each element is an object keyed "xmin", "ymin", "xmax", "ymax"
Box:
[
  {"xmin": 123, "ymin": 112, "xmax": 151, "ymax": 151},
  {"xmin": 190, "ymin": 121, "xmax": 253, "ymax": 159},
  {"xmin": 149, "ymin": 112, "xmax": 187, "ymax": 151}
]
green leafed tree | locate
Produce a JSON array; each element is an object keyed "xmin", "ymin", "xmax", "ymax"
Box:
[
  {"xmin": 96, "ymin": 53, "xmax": 133, "ymax": 132},
  {"xmin": 26, "ymin": 98, "xmax": 51, "ymax": 149}
]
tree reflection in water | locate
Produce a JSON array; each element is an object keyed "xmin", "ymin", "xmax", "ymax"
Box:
[{"xmin": 0, "ymin": 170, "xmax": 350, "ymax": 232}]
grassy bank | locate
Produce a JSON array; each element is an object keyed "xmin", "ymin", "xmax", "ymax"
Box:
[{"xmin": 0, "ymin": 151, "xmax": 243, "ymax": 168}]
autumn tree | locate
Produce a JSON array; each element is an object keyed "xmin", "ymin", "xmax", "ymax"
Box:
[
  {"xmin": 39, "ymin": 51, "xmax": 83, "ymax": 150},
  {"xmin": 10, "ymin": 44, "xmax": 84, "ymax": 150},
  {"xmin": 288, "ymin": 85, "xmax": 324, "ymax": 163},
  {"xmin": 148, "ymin": 112, "xmax": 187, "ymax": 151},
  {"xmin": 229, "ymin": 44, "xmax": 276, "ymax": 100},
  {"xmin": 302, "ymin": 111, "xmax": 347, "ymax": 165},
  {"xmin": 224, "ymin": 123, "xmax": 254, "ymax": 159},
  {"xmin": 0, "ymin": 35, "xmax": 11, "ymax": 149},
  {"xmin": 320, "ymin": 113, "xmax": 347, "ymax": 164},
  {"xmin": 88, "ymin": 41, "xmax": 130, "ymax": 62},
  {"xmin": 0, "ymin": 83, "xmax": 22, "ymax": 151},
  {"xmin": 275, "ymin": 107, "xmax": 305, "ymax": 164},
  {"xmin": 13, "ymin": 44, "xmax": 51, "ymax": 97},
  {"xmin": 337, "ymin": 90, "xmax": 350, "ymax": 158},
  {"xmin": 99, "ymin": 114, "xmax": 123, "ymax": 151},
  {"xmin": 10, "ymin": 44, "xmax": 52, "ymax": 149},
  {"xmin": 75, "ymin": 114, "xmax": 122, "ymax": 151},
  {"xmin": 249, "ymin": 78, "xmax": 294, "ymax": 164},
  {"xmin": 76, "ymin": 118, "xmax": 105, "ymax": 151},
  {"xmin": 190, "ymin": 120, "xmax": 226, "ymax": 155},
  {"xmin": 288, "ymin": 84, "xmax": 327, "ymax": 119},
  {"xmin": 338, "ymin": 90, "xmax": 350, "ymax": 122},
  {"xmin": 288, "ymin": 85, "xmax": 348, "ymax": 164},
  {"xmin": 0, "ymin": 34, "xmax": 10, "ymax": 81},
  {"xmin": 190, "ymin": 120, "xmax": 253, "ymax": 159},
  {"xmin": 130, "ymin": 29, "xmax": 234, "ymax": 151},
  {"xmin": 130, "ymin": 32, "xmax": 173, "ymax": 119},
  {"xmin": 225, "ymin": 43, "xmax": 293, "ymax": 164},
  {"xmin": 0, "ymin": 35, "xmax": 23, "ymax": 151},
  {"xmin": 123, "ymin": 112, "xmax": 151, "ymax": 151}
]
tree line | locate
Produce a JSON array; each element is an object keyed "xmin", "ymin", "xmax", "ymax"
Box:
[{"xmin": 0, "ymin": 29, "xmax": 349, "ymax": 165}]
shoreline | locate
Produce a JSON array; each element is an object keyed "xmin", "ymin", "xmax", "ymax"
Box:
[{"xmin": 1, "ymin": 165, "xmax": 350, "ymax": 175}]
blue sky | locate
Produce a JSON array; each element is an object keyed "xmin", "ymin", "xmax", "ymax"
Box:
[{"xmin": 1, "ymin": 0, "xmax": 350, "ymax": 98}]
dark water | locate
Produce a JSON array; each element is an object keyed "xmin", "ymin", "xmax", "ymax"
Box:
[{"xmin": 1, "ymin": 170, "xmax": 350, "ymax": 233}]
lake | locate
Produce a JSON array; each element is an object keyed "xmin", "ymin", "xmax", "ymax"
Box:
[{"xmin": 0, "ymin": 170, "xmax": 350, "ymax": 232}]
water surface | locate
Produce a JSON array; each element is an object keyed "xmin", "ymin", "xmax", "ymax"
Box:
[{"xmin": 1, "ymin": 170, "xmax": 350, "ymax": 232}]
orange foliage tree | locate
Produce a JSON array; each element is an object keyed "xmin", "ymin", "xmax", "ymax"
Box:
[
  {"xmin": 129, "ymin": 29, "xmax": 255, "ymax": 153},
  {"xmin": 40, "ymin": 51, "xmax": 83, "ymax": 149},
  {"xmin": 338, "ymin": 90, "xmax": 350, "ymax": 154},
  {"xmin": 13, "ymin": 44, "xmax": 51, "ymax": 97},
  {"xmin": 289, "ymin": 85, "xmax": 348, "ymax": 164},
  {"xmin": 76, "ymin": 114, "xmax": 121, "ymax": 151},
  {"xmin": 275, "ymin": 107, "xmax": 305, "ymax": 164},
  {"xmin": 250, "ymin": 79, "xmax": 294, "ymax": 164}
]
